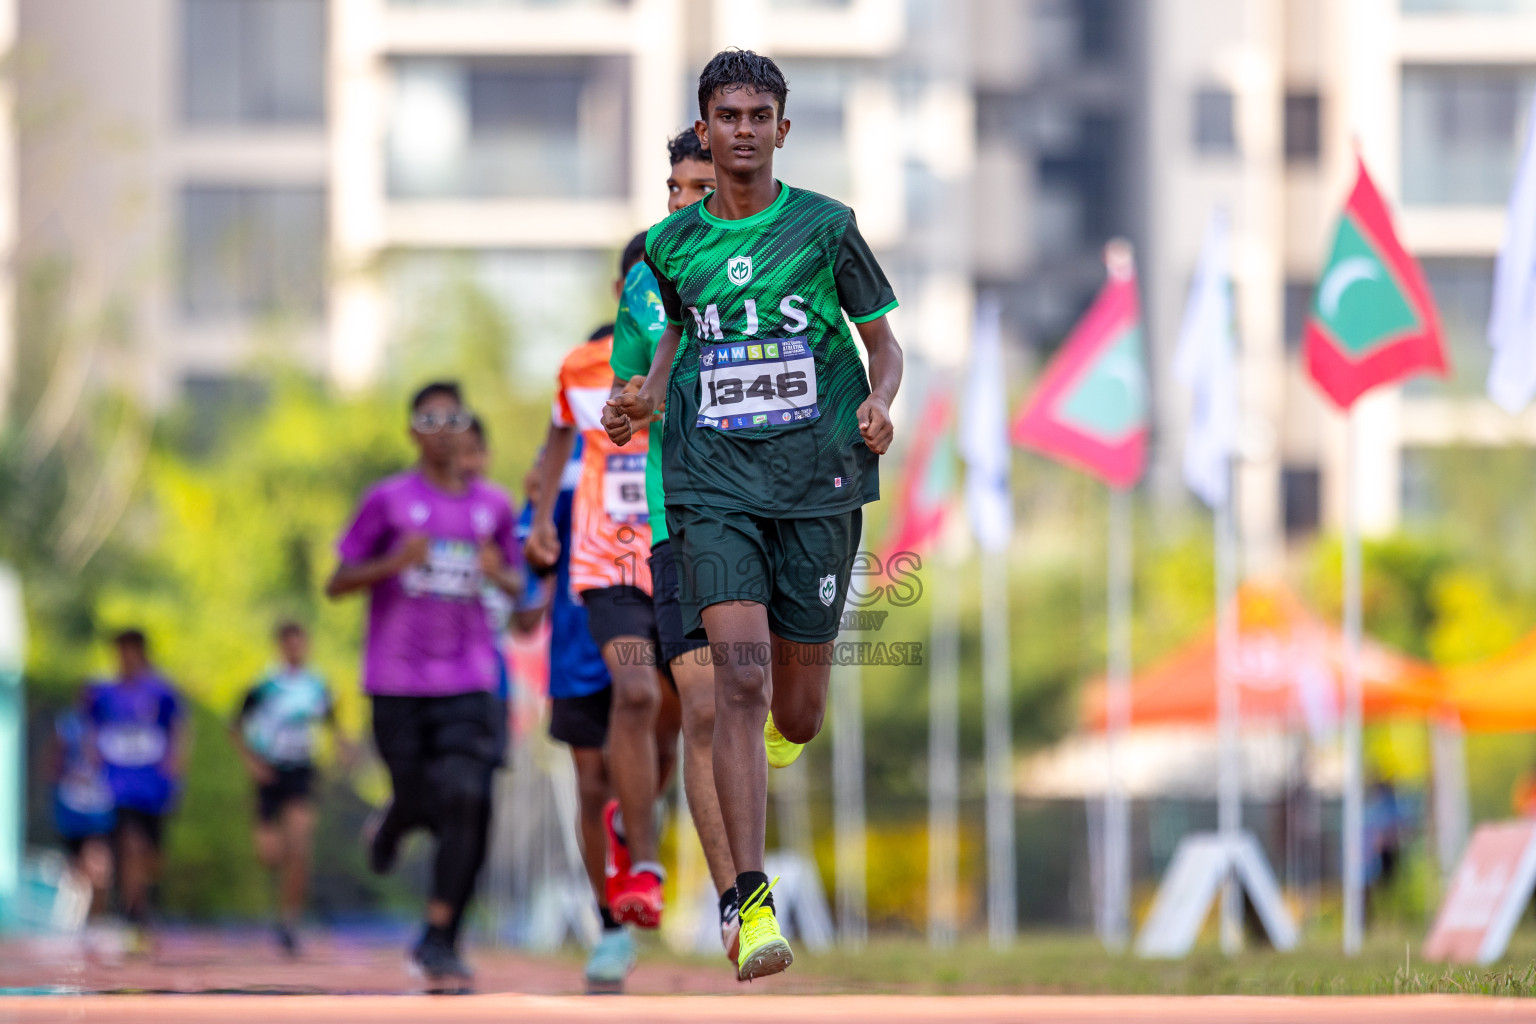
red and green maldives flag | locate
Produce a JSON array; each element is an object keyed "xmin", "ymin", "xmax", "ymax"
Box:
[
  {"xmin": 1305, "ymin": 156, "xmax": 1448, "ymax": 408},
  {"xmin": 879, "ymin": 384, "xmax": 956, "ymax": 564},
  {"xmin": 1011, "ymin": 244, "xmax": 1149, "ymax": 489}
]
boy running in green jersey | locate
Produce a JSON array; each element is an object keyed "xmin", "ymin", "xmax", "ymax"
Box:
[
  {"xmin": 604, "ymin": 49, "xmax": 903, "ymax": 981},
  {"xmin": 608, "ymin": 127, "xmax": 746, "ymax": 965}
]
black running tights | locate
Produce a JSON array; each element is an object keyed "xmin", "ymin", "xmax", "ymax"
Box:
[{"xmin": 371, "ymin": 692, "xmax": 497, "ymax": 934}]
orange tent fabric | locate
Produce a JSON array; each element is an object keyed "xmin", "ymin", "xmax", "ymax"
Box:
[
  {"xmin": 1082, "ymin": 585, "xmax": 1443, "ymax": 730},
  {"xmin": 1445, "ymin": 631, "xmax": 1536, "ymax": 732}
]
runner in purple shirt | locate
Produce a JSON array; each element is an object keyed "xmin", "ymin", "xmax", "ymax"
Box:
[{"xmin": 326, "ymin": 381, "xmax": 521, "ymax": 986}]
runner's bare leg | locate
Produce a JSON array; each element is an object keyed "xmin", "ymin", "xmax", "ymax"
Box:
[
  {"xmin": 674, "ymin": 654, "xmax": 737, "ymax": 892},
  {"xmin": 701, "ymin": 601, "xmax": 774, "ymax": 874},
  {"xmin": 600, "ymin": 640, "xmax": 664, "ymax": 865},
  {"xmin": 767, "ymin": 635, "xmax": 833, "ymax": 745},
  {"xmin": 570, "ymin": 747, "xmax": 611, "ymax": 905}
]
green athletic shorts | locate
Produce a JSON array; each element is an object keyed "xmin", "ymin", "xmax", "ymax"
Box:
[{"xmin": 666, "ymin": 504, "xmax": 863, "ymax": 645}]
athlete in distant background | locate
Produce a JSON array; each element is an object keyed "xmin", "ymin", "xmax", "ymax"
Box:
[
  {"xmin": 80, "ymin": 629, "xmax": 186, "ymax": 952},
  {"xmin": 231, "ymin": 621, "xmax": 351, "ymax": 957}
]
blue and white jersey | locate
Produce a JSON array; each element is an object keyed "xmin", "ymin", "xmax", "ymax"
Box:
[
  {"xmin": 54, "ymin": 710, "xmax": 116, "ymax": 839},
  {"xmin": 237, "ymin": 667, "xmax": 334, "ymax": 769}
]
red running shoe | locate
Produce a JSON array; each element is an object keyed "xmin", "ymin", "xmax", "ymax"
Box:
[
  {"xmin": 602, "ymin": 799, "xmax": 631, "ymax": 908},
  {"xmin": 610, "ymin": 869, "xmax": 665, "ymax": 930}
]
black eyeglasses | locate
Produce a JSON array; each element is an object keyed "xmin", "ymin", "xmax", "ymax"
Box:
[{"xmin": 411, "ymin": 409, "xmax": 474, "ymax": 434}]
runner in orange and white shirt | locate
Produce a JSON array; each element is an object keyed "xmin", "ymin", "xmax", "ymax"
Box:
[
  {"xmin": 526, "ymin": 245, "xmax": 681, "ymax": 939},
  {"xmin": 555, "ymin": 335, "xmax": 655, "ymax": 597}
]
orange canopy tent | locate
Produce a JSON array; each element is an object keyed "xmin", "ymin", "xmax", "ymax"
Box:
[
  {"xmin": 1444, "ymin": 631, "xmax": 1536, "ymax": 732},
  {"xmin": 1081, "ymin": 585, "xmax": 1443, "ymax": 731}
]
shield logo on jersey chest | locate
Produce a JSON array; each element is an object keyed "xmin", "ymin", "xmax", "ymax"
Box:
[
  {"xmin": 727, "ymin": 256, "xmax": 753, "ymax": 287},
  {"xmin": 819, "ymin": 574, "xmax": 837, "ymax": 607}
]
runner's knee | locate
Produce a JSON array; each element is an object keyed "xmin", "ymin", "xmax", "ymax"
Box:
[
  {"xmin": 610, "ymin": 669, "xmax": 660, "ymax": 719},
  {"xmin": 433, "ymin": 757, "xmax": 492, "ymax": 820},
  {"xmin": 716, "ymin": 661, "xmax": 768, "ymax": 713},
  {"xmin": 774, "ymin": 705, "xmax": 822, "ymax": 744}
]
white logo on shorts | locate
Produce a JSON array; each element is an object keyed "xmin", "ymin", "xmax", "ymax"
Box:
[{"xmin": 819, "ymin": 574, "xmax": 837, "ymax": 607}]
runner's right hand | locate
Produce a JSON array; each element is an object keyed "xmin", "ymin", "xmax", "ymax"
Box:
[
  {"xmin": 524, "ymin": 519, "xmax": 561, "ymax": 573},
  {"xmin": 605, "ymin": 385, "xmax": 655, "ymax": 447}
]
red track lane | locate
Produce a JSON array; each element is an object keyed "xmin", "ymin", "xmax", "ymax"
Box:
[{"xmin": 4, "ymin": 994, "xmax": 1536, "ymax": 1024}]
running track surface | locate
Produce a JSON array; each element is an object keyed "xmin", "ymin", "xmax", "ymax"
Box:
[
  {"xmin": 7, "ymin": 934, "xmax": 1536, "ymax": 1022},
  {"xmin": 5, "ymin": 995, "xmax": 1536, "ymax": 1022}
]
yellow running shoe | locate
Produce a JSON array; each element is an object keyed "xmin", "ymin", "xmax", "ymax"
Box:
[
  {"xmin": 764, "ymin": 713, "xmax": 804, "ymax": 769},
  {"xmin": 736, "ymin": 877, "xmax": 793, "ymax": 982}
]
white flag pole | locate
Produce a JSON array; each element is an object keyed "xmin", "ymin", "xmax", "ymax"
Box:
[
  {"xmin": 1341, "ymin": 410, "xmax": 1365, "ymax": 956},
  {"xmin": 1104, "ymin": 485, "xmax": 1133, "ymax": 951},
  {"xmin": 982, "ymin": 546, "xmax": 1016, "ymax": 948},
  {"xmin": 963, "ymin": 297, "xmax": 1015, "ymax": 950},
  {"xmin": 832, "ymin": 643, "xmax": 868, "ymax": 947},
  {"xmin": 1216, "ymin": 464, "xmax": 1241, "ymax": 954},
  {"xmin": 928, "ymin": 551, "xmax": 961, "ymax": 948}
]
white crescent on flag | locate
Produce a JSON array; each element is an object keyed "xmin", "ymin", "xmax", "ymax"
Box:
[{"xmin": 1319, "ymin": 256, "xmax": 1380, "ymax": 319}]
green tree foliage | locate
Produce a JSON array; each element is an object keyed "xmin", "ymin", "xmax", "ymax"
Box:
[{"xmin": 6, "ymin": 259, "xmax": 557, "ymax": 917}]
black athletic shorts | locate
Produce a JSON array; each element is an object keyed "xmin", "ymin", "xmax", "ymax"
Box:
[
  {"xmin": 549, "ymin": 687, "xmax": 612, "ymax": 749},
  {"xmin": 667, "ymin": 504, "xmax": 863, "ymax": 644},
  {"xmin": 371, "ymin": 690, "xmax": 501, "ymax": 779},
  {"xmin": 256, "ymin": 765, "xmax": 314, "ymax": 823},
  {"xmin": 649, "ymin": 540, "xmax": 711, "ymax": 667},
  {"xmin": 582, "ymin": 584, "xmax": 677, "ymax": 690},
  {"xmin": 113, "ymin": 808, "xmax": 165, "ymax": 851},
  {"xmin": 583, "ymin": 584, "xmax": 658, "ymax": 650}
]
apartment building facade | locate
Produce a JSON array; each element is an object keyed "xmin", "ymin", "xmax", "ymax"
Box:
[{"xmin": 8, "ymin": 0, "xmax": 1533, "ymax": 566}]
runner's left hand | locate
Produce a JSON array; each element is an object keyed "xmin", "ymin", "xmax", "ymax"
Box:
[
  {"xmin": 857, "ymin": 395, "xmax": 894, "ymax": 455},
  {"xmin": 478, "ymin": 539, "xmax": 504, "ymax": 576}
]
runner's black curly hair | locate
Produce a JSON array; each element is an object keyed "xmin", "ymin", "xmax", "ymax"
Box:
[{"xmin": 697, "ymin": 48, "xmax": 788, "ymax": 120}]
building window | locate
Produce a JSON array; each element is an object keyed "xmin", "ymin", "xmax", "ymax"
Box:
[
  {"xmin": 1282, "ymin": 466, "xmax": 1321, "ymax": 538},
  {"xmin": 1402, "ymin": 0, "xmax": 1536, "ymax": 12},
  {"xmin": 1404, "ymin": 257, "xmax": 1495, "ymax": 396},
  {"xmin": 181, "ymin": 0, "xmax": 326, "ymax": 127},
  {"xmin": 1076, "ymin": 0, "xmax": 1120, "ymax": 62},
  {"xmin": 390, "ymin": 0, "xmax": 625, "ymax": 6},
  {"xmin": 1283, "ymin": 279, "xmax": 1315, "ymax": 351},
  {"xmin": 772, "ymin": 60, "xmax": 851, "ymax": 202},
  {"xmin": 1402, "ymin": 64, "xmax": 1536, "ymax": 205},
  {"xmin": 1193, "ymin": 87, "xmax": 1237, "ymax": 155},
  {"xmin": 1284, "ymin": 92, "xmax": 1322, "ymax": 163},
  {"xmin": 179, "ymin": 185, "xmax": 327, "ymax": 321},
  {"xmin": 386, "ymin": 56, "xmax": 630, "ymax": 200}
]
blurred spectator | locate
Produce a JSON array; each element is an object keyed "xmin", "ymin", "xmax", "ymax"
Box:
[{"xmin": 1363, "ymin": 776, "xmax": 1404, "ymax": 894}]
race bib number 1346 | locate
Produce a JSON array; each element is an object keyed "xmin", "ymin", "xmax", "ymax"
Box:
[{"xmin": 696, "ymin": 337, "xmax": 819, "ymax": 431}]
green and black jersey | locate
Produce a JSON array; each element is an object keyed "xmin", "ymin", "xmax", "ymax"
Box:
[{"xmin": 645, "ymin": 182, "xmax": 897, "ymax": 519}]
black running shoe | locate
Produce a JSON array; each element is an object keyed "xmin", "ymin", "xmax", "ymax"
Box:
[
  {"xmin": 363, "ymin": 802, "xmax": 400, "ymax": 876},
  {"xmin": 275, "ymin": 923, "xmax": 300, "ymax": 958},
  {"xmin": 411, "ymin": 933, "xmax": 473, "ymax": 983}
]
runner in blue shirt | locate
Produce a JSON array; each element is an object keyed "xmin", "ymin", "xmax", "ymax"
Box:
[
  {"xmin": 81, "ymin": 628, "xmax": 184, "ymax": 942},
  {"xmin": 52, "ymin": 708, "xmax": 116, "ymax": 917}
]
